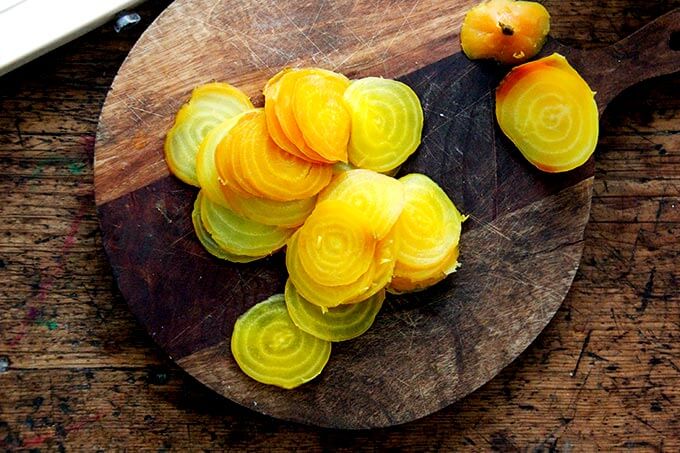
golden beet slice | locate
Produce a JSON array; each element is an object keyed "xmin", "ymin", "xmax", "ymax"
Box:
[
  {"xmin": 317, "ymin": 169, "xmax": 405, "ymax": 239},
  {"xmin": 223, "ymin": 190, "xmax": 316, "ymax": 228},
  {"xmin": 231, "ymin": 294, "xmax": 331, "ymax": 389},
  {"xmin": 495, "ymin": 53, "xmax": 599, "ymax": 172},
  {"xmin": 460, "ymin": 0, "xmax": 550, "ymax": 65},
  {"xmin": 388, "ymin": 174, "xmax": 464, "ymax": 293},
  {"xmin": 286, "ymin": 230, "xmax": 376, "ymax": 308},
  {"xmin": 213, "ymin": 112, "xmax": 261, "ymax": 198},
  {"xmin": 274, "ymin": 69, "xmax": 333, "ymax": 163},
  {"xmin": 389, "ymin": 246, "xmax": 460, "ymax": 294},
  {"xmin": 165, "ymin": 82, "xmax": 253, "ymax": 186},
  {"xmin": 343, "ymin": 77, "xmax": 423, "ymax": 173},
  {"xmin": 292, "ymin": 71, "xmax": 351, "ymax": 163},
  {"xmin": 196, "ymin": 113, "xmax": 315, "ymax": 227},
  {"xmin": 263, "ymin": 69, "xmax": 310, "ymax": 160},
  {"xmin": 359, "ymin": 225, "xmax": 399, "ymax": 301},
  {"xmin": 297, "ymin": 200, "xmax": 376, "ymax": 287},
  {"xmin": 199, "ymin": 190, "xmax": 294, "ymax": 258},
  {"xmin": 195, "ymin": 115, "xmax": 242, "ymax": 207},
  {"xmin": 215, "ymin": 109, "xmax": 333, "ymax": 201},
  {"xmin": 286, "ymin": 221, "xmax": 398, "ymax": 309},
  {"xmin": 191, "ymin": 191, "xmax": 264, "ymax": 262},
  {"xmin": 285, "ymin": 280, "xmax": 385, "ymax": 342}
]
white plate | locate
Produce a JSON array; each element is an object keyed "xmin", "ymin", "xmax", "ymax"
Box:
[{"xmin": 0, "ymin": 0, "xmax": 144, "ymax": 77}]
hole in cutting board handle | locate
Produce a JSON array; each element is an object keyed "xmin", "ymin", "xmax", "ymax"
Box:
[{"xmin": 670, "ymin": 31, "xmax": 680, "ymax": 51}]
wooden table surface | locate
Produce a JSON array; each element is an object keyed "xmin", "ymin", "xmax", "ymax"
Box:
[{"xmin": 1, "ymin": 0, "xmax": 678, "ymax": 450}]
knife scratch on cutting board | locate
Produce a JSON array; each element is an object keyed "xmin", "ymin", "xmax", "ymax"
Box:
[
  {"xmin": 232, "ymin": 27, "xmax": 293, "ymax": 63},
  {"xmin": 332, "ymin": 6, "xmax": 384, "ymax": 70},
  {"xmin": 206, "ymin": 0, "xmax": 223, "ymax": 22},
  {"xmin": 184, "ymin": 15, "xmax": 269, "ymax": 69},
  {"xmin": 271, "ymin": 2, "xmax": 332, "ymax": 67},
  {"xmin": 168, "ymin": 304, "xmax": 229, "ymax": 347},
  {"xmin": 381, "ymin": 0, "xmax": 422, "ymax": 61}
]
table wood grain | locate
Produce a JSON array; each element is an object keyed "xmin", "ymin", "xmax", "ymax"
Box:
[{"xmin": 1, "ymin": 0, "xmax": 678, "ymax": 449}]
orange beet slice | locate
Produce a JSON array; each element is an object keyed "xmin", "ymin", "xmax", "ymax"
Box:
[
  {"xmin": 196, "ymin": 113, "xmax": 315, "ymax": 227},
  {"xmin": 274, "ymin": 69, "xmax": 348, "ymax": 164},
  {"xmin": 214, "ymin": 112, "xmax": 261, "ymax": 198},
  {"xmin": 461, "ymin": 0, "xmax": 550, "ymax": 65},
  {"xmin": 274, "ymin": 69, "xmax": 329, "ymax": 163},
  {"xmin": 263, "ymin": 69, "xmax": 309, "ymax": 160}
]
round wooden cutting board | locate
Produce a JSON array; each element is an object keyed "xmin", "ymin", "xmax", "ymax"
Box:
[{"xmin": 94, "ymin": 0, "xmax": 679, "ymax": 428}]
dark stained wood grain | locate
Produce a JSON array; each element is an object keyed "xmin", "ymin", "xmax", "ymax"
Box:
[
  {"xmin": 92, "ymin": 0, "xmax": 679, "ymax": 428},
  {"xmin": 565, "ymin": 9, "xmax": 680, "ymax": 112},
  {"xmin": 98, "ymin": 176, "xmax": 287, "ymax": 360},
  {"xmin": 0, "ymin": 0, "xmax": 679, "ymax": 448}
]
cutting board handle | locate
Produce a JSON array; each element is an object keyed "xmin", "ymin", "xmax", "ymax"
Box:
[{"xmin": 573, "ymin": 8, "xmax": 680, "ymax": 112}]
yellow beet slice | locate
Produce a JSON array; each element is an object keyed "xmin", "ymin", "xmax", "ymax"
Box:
[
  {"xmin": 287, "ymin": 231, "xmax": 374, "ymax": 308},
  {"xmin": 461, "ymin": 0, "xmax": 550, "ymax": 65},
  {"xmin": 238, "ymin": 110, "xmax": 333, "ymax": 201},
  {"xmin": 343, "ymin": 77, "xmax": 423, "ymax": 173},
  {"xmin": 318, "ymin": 169, "xmax": 405, "ymax": 239},
  {"xmin": 392, "ymin": 173, "xmax": 463, "ymax": 272},
  {"xmin": 389, "ymin": 246, "xmax": 460, "ymax": 294},
  {"xmin": 360, "ymin": 225, "xmax": 400, "ymax": 300},
  {"xmin": 297, "ymin": 200, "xmax": 376, "ymax": 287},
  {"xmin": 293, "ymin": 71, "xmax": 351, "ymax": 162},
  {"xmin": 196, "ymin": 114, "xmax": 243, "ymax": 207},
  {"xmin": 224, "ymin": 192, "xmax": 316, "ymax": 229},
  {"xmin": 231, "ymin": 294, "xmax": 331, "ymax": 389},
  {"xmin": 200, "ymin": 192, "xmax": 293, "ymax": 257},
  {"xmin": 165, "ymin": 82, "xmax": 254, "ymax": 186},
  {"xmin": 274, "ymin": 69, "xmax": 336, "ymax": 163},
  {"xmin": 215, "ymin": 109, "xmax": 333, "ymax": 201},
  {"xmin": 191, "ymin": 192, "xmax": 263, "ymax": 262},
  {"xmin": 495, "ymin": 53, "xmax": 599, "ymax": 172},
  {"xmin": 285, "ymin": 280, "xmax": 384, "ymax": 342},
  {"xmin": 338, "ymin": 225, "xmax": 400, "ymax": 305},
  {"xmin": 393, "ymin": 244, "xmax": 460, "ymax": 281},
  {"xmin": 195, "ymin": 112, "xmax": 315, "ymax": 227},
  {"xmin": 214, "ymin": 110, "xmax": 266, "ymax": 198},
  {"xmin": 286, "ymin": 226, "xmax": 397, "ymax": 308}
]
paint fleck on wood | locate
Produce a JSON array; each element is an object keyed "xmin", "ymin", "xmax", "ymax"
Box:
[{"xmin": 0, "ymin": 356, "xmax": 10, "ymax": 373}]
